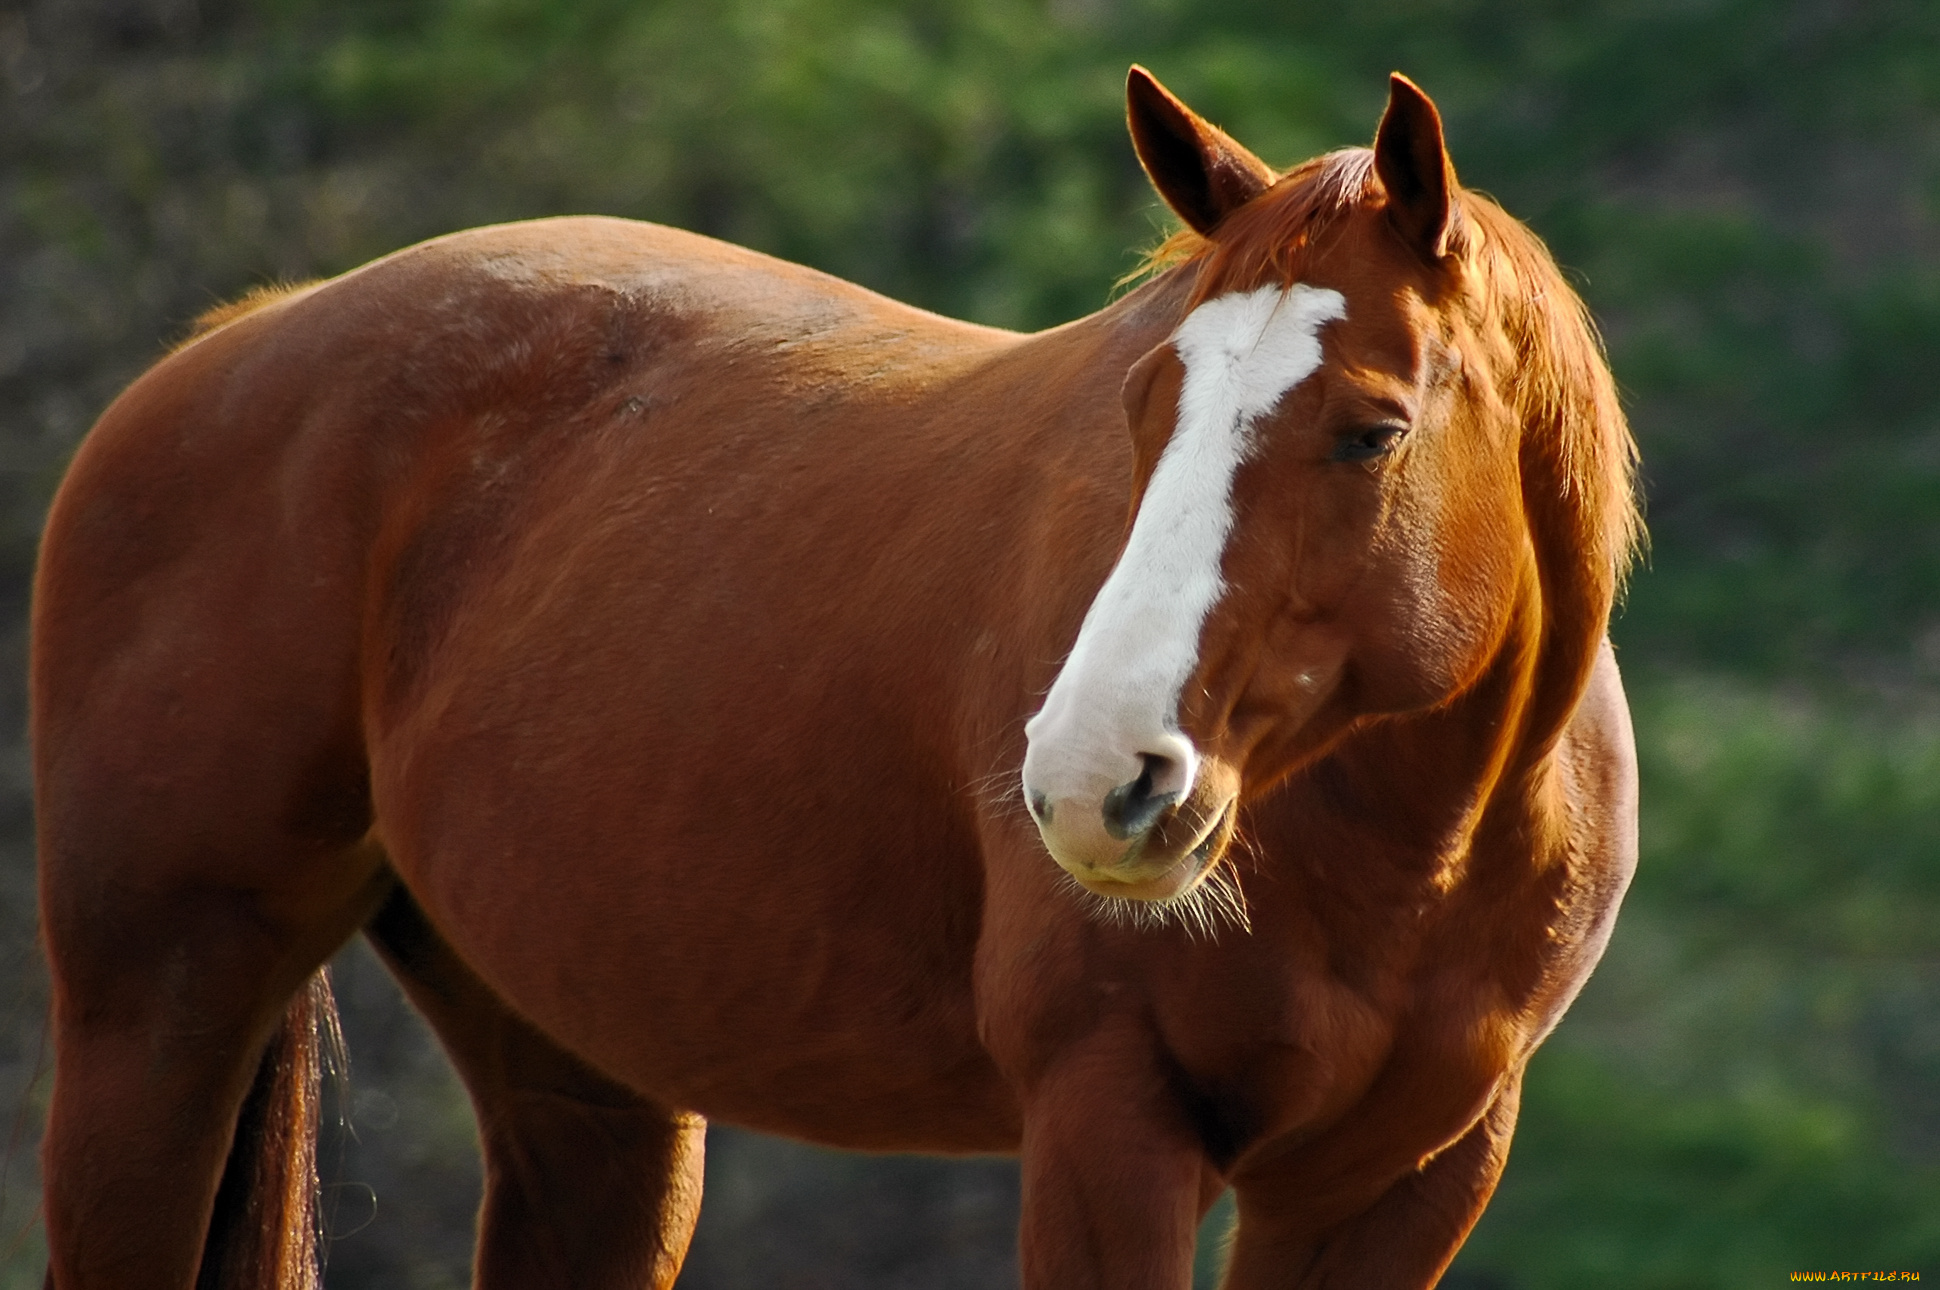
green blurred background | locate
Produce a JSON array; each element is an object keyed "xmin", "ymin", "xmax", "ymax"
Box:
[{"xmin": 3, "ymin": 0, "xmax": 1939, "ymax": 1285}]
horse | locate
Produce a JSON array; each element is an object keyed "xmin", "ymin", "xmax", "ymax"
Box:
[{"xmin": 32, "ymin": 66, "xmax": 1639, "ymax": 1289}]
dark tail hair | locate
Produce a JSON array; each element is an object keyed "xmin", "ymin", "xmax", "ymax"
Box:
[{"xmin": 195, "ymin": 969, "xmax": 344, "ymax": 1290}]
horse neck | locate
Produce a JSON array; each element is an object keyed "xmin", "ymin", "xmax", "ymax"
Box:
[
  {"xmin": 1017, "ymin": 268, "xmax": 1198, "ymax": 392},
  {"xmin": 969, "ymin": 265, "xmax": 1198, "ymax": 594}
]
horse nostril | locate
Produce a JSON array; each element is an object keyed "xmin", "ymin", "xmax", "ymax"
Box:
[
  {"xmin": 1028, "ymin": 790, "xmax": 1052, "ymax": 824},
  {"xmin": 1100, "ymin": 752, "xmax": 1182, "ymax": 840}
]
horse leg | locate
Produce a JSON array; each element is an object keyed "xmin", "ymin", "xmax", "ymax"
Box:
[
  {"xmin": 1014, "ymin": 1021, "xmax": 1219, "ymax": 1290},
  {"xmin": 1219, "ymin": 1073, "xmax": 1523, "ymax": 1289},
  {"xmin": 363, "ymin": 887, "xmax": 705, "ymax": 1289},
  {"xmin": 38, "ymin": 840, "xmax": 388, "ymax": 1290}
]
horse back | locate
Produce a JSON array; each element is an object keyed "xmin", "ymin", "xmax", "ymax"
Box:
[{"xmin": 39, "ymin": 214, "xmax": 1039, "ymax": 763}]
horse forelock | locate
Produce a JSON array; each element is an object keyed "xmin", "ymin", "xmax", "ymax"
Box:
[{"xmin": 1134, "ymin": 149, "xmax": 1380, "ymax": 305}]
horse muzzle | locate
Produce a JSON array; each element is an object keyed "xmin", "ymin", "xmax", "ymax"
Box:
[{"xmin": 1023, "ymin": 749, "xmax": 1240, "ymax": 902}]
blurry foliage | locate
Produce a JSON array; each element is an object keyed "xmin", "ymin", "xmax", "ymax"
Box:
[{"xmin": 2, "ymin": 0, "xmax": 1940, "ymax": 1286}]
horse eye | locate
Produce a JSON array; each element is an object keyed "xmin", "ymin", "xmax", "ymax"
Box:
[{"xmin": 1330, "ymin": 424, "xmax": 1407, "ymax": 463}]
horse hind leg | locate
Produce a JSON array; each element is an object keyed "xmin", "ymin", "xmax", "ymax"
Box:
[
  {"xmin": 37, "ymin": 828, "xmax": 389, "ymax": 1290},
  {"xmin": 363, "ymin": 887, "xmax": 706, "ymax": 1289}
]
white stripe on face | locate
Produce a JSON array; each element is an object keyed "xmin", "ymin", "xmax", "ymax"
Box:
[{"xmin": 1024, "ymin": 283, "xmax": 1346, "ymax": 834}]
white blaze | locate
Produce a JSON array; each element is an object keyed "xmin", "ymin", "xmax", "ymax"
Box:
[{"xmin": 1024, "ymin": 283, "xmax": 1347, "ymax": 815}]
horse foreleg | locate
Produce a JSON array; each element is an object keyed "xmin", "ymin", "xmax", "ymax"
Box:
[
  {"xmin": 364, "ymin": 888, "xmax": 705, "ymax": 1290},
  {"xmin": 1014, "ymin": 1023, "xmax": 1221, "ymax": 1290},
  {"xmin": 1219, "ymin": 1072, "xmax": 1523, "ymax": 1289}
]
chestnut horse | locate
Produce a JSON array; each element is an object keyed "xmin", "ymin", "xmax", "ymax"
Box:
[{"xmin": 34, "ymin": 68, "xmax": 1638, "ymax": 1289}]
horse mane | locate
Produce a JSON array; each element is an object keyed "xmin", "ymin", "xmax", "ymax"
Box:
[{"xmin": 1139, "ymin": 147, "xmax": 1643, "ymax": 617}]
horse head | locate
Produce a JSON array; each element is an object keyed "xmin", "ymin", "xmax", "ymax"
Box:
[{"xmin": 1022, "ymin": 68, "xmax": 1638, "ymax": 907}]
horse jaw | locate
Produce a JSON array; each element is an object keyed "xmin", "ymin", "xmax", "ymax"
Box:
[{"xmin": 1022, "ymin": 283, "xmax": 1346, "ymax": 902}]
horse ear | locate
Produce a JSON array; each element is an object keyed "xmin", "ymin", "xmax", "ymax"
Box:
[
  {"xmin": 1127, "ymin": 65, "xmax": 1276, "ymax": 236},
  {"xmin": 1373, "ymin": 72, "xmax": 1462, "ymax": 262}
]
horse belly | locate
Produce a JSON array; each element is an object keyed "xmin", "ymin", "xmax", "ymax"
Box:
[{"xmin": 381, "ymin": 744, "xmax": 1019, "ymax": 1151}]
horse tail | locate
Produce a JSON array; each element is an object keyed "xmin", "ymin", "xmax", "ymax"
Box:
[{"xmin": 195, "ymin": 969, "xmax": 343, "ymax": 1290}]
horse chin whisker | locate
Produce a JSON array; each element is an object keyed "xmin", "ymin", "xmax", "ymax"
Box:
[
  {"xmin": 1192, "ymin": 854, "xmax": 1253, "ymax": 937},
  {"xmin": 1227, "ymin": 816, "xmax": 1269, "ymax": 875},
  {"xmin": 1056, "ymin": 846, "xmax": 1252, "ymax": 942}
]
